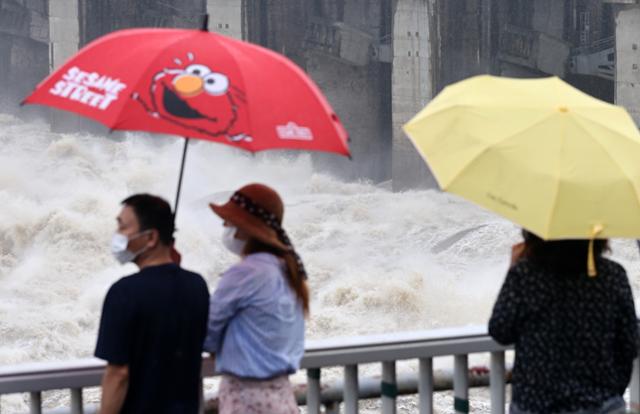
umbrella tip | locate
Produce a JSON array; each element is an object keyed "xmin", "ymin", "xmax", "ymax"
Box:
[{"xmin": 201, "ymin": 14, "xmax": 209, "ymax": 31}]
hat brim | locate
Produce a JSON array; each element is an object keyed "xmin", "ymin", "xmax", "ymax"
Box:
[{"xmin": 209, "ymin": 202, "xmax": 289, "ymax": 251}]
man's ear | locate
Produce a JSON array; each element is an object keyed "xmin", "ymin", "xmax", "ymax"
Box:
[{"xmin": 148, "ymin": 229, "xmax": 161, "ymax": 248}]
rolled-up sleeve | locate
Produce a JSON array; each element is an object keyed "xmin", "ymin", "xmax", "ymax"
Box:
[
  {"xmin": 489, "ymin": 267, "xmax": 522, "ymax": 345},
  {"xmin": 203, "ymin": 265, "xmax": 259, "ymax": 353}
]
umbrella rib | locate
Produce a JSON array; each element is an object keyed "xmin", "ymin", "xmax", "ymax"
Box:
[
  {"xmin": 543, "ymin": 120, "xmax": 566, "ymax": 239},
  {"xmin": 409, "ymin": 104, "xmax": 476, "ymax": 124},
  {"xmin": 569, "ymin": 117, "xmax": 640, "ymax": 212},
  {"xmin": 572, "ymin": 110, "xmax": 640, "ymax": 144},
  {"xmin": 444, "ymin": 112, "xmax": 559, "ymax": 189},
  {"xmin": 408, "ymin": 103, "xmax": 550, "ymax": 130},
  {"xmin": 211, "ymin": 37, "xmax": 254, "ymax": 150}
]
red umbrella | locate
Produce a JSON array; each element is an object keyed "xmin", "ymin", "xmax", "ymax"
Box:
[{"xmin": 22, "ymin": 17, "xmax": 350, "ymax": 213}]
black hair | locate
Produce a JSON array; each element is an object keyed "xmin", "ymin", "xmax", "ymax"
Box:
[
  {"xmin": 521, "ymin": 230, "xmax": 609, "ymax": 274},
  {"xmin": 122, "ymin": 194, "xmax": 175, "ymax": 246}
]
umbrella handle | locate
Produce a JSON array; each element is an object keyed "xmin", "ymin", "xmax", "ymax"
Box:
[
  {"xmin": 174, "ymin": 137, "xmax": 190, "ymax": 216},
  {"xmin": 587, "ymin": 223, "xmax": 604, "ymax": 277}
]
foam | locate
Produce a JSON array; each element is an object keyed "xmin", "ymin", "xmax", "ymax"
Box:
[{"xmin": 2, "ymin": 113, "xmax": 639, "ymax": 412}]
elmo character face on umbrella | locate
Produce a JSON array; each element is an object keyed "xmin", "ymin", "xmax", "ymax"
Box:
[{"xmin": 134, "ymin": 53, "xmax": 251, "ymax": 142}]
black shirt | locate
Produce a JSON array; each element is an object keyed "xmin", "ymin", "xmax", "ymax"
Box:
[
  {"xmin": 95, "ymin": 263, "xmax": 209, "ymax": 414},
  {"xmin": 489, "ymin": 258, "xmax": 639, "ymax": 413}
]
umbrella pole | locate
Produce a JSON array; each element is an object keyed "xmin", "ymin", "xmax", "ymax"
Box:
[{"xmin": 174, "ymin": 137, "xmax": 190, "ymax": 215}]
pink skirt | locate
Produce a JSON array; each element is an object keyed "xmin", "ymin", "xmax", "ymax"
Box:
[{"xmin": 218, "ymin": 374, "xmax": 299, "ymax": 414}]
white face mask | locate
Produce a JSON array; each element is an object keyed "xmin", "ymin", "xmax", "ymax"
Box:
[
  {"xmin": 111, "ymin": 231, "xmax": 150, "ymax": 264},
  {"xmin": 222, "ymin": 225, "xmax": 246, "ymax": 256}
]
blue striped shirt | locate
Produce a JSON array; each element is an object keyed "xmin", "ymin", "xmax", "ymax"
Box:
[{"xmin": 203, "ymin": 253, "xmax": 305, "ymax": 379}]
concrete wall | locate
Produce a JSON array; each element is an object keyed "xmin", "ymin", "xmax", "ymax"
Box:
[
  {"xmin": 532, "ymin": 0, "xmax": 565, "ymax": 38},
  {"xmin": 207, "ymin": 0, "xmax": 243, "ymax": 39},
  {"xmin": 533, "ymin": 0, "xmax": 569, "ymax": 77},
  {"xmin": 48, "ymin": 0, "xmax": 82, "ymax": 131},
  {"xmin": 49, "ymin": 0, "xmax": 205, "ymax": 132},
  {"xmin": 294, "ymin": 0, "xmax": 392, "ymax": 182},
  {"xmin": 49, "ymin": 0, "xmax": 78, "ymax": 70},
  {"xmin": 391, "ymin": 0, "xmax": 436, "ymax": 190},
  {"xmin": 9, "ymin": 0, "xmax": 632, "ymax": 187},
  {"xmin": 307, "ymin": 53, "xmax": 391, "ymax": 182},
  {"xmin": 390, "ymin": 0, "xmax": 502, "ymax": 190},
  {"xmin": 260, "ymin": 1, "xmax": 307, "ymax": 67},
  {"xmin": 0, "ymin": 0, "xmax": 49, "ymax": 112},
  {"xmin": 614, "ymin": 5, "xmax": 640, "ymax": 125},
  {"xmin": 81, "ymin": 0, "xmax": 205, "ymax": 45},
  {"xmin": 434, "ymin": 0, "xmax": 493, "ymax": 90}
]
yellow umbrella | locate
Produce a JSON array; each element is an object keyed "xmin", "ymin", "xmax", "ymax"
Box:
[{"xmin": 403, "ymin": 75, "xmax": 640, "ymax": 275}]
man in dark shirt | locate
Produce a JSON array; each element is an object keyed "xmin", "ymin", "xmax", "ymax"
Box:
[{"xmin": 95, "ymin": 194, "xmax": 209, "ymax": 414}]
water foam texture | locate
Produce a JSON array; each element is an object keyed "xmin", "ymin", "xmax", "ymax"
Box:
[{"xmin": 2, "ymin": 113, "xmax": 640, "ymax": 412}]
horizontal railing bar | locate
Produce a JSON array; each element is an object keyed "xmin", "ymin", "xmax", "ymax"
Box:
[
  {"xmin": 3, "ymin": 319, "xmax": 636, "ymax": 413},
  {"xmin": 0, "ymin": 359, "xmax": 105, "ymax": 378},
  {"xmin": 0, "ymin": 357, "xmax": 216, "ymax": 394},
  {"xmin": 304, "ymin": 326, "xmax": 489, "ymax": 352},
  {"xmin": 1, "ymin": 326, "xmax": 508, "ymax": 394},
  {"xmin": 301, "ymin": 336, "xmax": 509, "ymax": 368},
  {"xmin": 2, "ymin": 321, "xmax": 637, "ymax": 413},
  {"xmin": 18, "ymin": 406, "xmax": 98, "ymax": 414},
  {"xmin": 0, "ymin": 370, "xmax": 104, "ymax": 394},
  {"xmin": 0, "ymin": 336, "xmax": 508, "ymax": 394}
]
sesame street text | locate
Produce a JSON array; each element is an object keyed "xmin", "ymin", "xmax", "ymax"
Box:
[{"xmin": 49, "ymin": 66, "xmax": 127, "ymax": 110}]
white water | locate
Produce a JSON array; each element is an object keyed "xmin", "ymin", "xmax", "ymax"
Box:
[{"xmin": 1, "ymin": 113, "xmax": 640, "ymax": 412}]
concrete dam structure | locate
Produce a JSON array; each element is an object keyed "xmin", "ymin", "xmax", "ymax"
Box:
[{"xmin": 2, "ymin": 0, "xmax": 640, "ymax": 189}]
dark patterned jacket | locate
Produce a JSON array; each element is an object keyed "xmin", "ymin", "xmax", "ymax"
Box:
[{"xmin": 489, "ymin": 258, "xmax": 639, "ymax": 413}]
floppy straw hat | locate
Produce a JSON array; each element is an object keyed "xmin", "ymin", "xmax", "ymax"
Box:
[{"xmin": 209, "ymin": 183, "xmax": 289, "ymax": 251}]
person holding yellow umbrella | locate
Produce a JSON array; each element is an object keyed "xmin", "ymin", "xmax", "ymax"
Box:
[
  {"xmin": 490, "ymin": 230, "xmax": 637, "ymax": 414},
  {"xmin": 403, "ymin": 75, "xmax": 640, "ymax": 413}
]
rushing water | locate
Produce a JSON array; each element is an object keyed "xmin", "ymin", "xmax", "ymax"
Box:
[{"xmin": 1, "ymin": 112, "xmax": 639, "ymax": 412}]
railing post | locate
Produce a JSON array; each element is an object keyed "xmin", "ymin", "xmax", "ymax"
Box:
[
  {"xmin": 70, "ymin": 388, "xmax": 83, "ymax": 414},
  {"xmin": 29, "ymin": 391, "xmax": 42, "ymax": 414},
  {"xmin": 381, "ymin": 361, "xmax": 397, "ymax": 414},
  {"xmin": 325, "ymin": 402, "xmax": 340, "ymax": 414},
  {"xmin": 630, "ymin": 357, "xmax": 640, "ymax": 414},
  {"xmin": 198, "ymin": 377, "xmax": 205, "ymax": 414},
  {"xmin": 307, "ymin": 368, "xmax": 321, "ymax": 414},
  {"xmin": 454, "ymin": 355, "xmax": 469, "ymax": 414},
  {"xmin": 344, "ymin": 364, "xmax": 359, "ymax": 414},
  {"xmin": 490, "ymin": 351, "xmax": 506, "ymax": 414},
  {"xmin": 418, "ymin": 358, "xmax": 433, "ymax": 414}
]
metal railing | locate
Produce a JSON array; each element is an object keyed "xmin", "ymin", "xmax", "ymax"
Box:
[
  {"xmin": 571, "ymin": 35, "xmax": 615, "ymax": 56},
  {"xmin": 1, "ymin": 325, "xmax": 639, "ymax": 414},
  {"xmin": 300, "ymin": 325, "xmax": 509, "ymax": 414}
]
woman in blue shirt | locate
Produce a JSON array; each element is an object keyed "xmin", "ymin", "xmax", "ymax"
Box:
[{"xmin": 204, "ymin": 183, "xmax": 308, "ymax": 414}]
